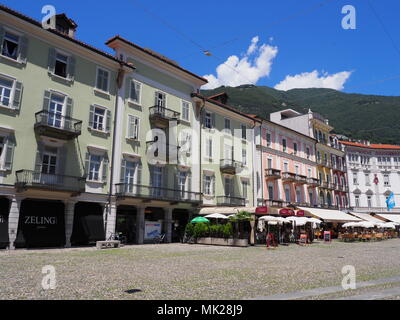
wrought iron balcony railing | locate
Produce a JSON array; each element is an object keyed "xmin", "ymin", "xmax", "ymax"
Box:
[
  {"xmin": 294, "ymin": 174, "xmax": 307, "ymax": 184},
  {"xmin": 307, "ymin": 177, "xmax": 320, "ymax": 186},
  {"xmin": 115, "ymin": 183, "xmax": 202, "ymax": 204},
  {"xmin": 282, "ymin": 172, "xmax": 296, "ymax": 182},
  {"xmin": 220, "ymin": 159, "xmax": 243, "ymax": 174},
  {"xmin": 265, "ymin": 169, "xmax": 281, "ymax": 179},
  {"xmin": 34, "ymin": 110, "xmax": 82, "ymax": 140},
  {"xmin": 15, "ymin": 170, "xmax": 85, "ymax": 193},
  {"xmin": 216, "ymin": 196, "xmax": 246, "ymax": 207},
  {"xmin": 149, "ymin": 106, "xmax": 181, "ymax": 124}
]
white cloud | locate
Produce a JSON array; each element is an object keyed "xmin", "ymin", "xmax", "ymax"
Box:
[
  {"xmin": 202, "ymin": 37, "xmax": 278, "ymax": 90},
  {"xmin": 274, "ymin": 70, "xmax": 353, "ymax": 91}
]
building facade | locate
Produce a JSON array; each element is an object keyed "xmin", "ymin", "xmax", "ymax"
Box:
[
  {"xmin": 191, "ymin": 93, "xmax": 258, "ymax": 210},
  {"xmin": 342, "ymin": 140, "xmax": 400, "ymax": 214},
  {"xmin": 256, "ymin": 118, "xmax": 318, "ymax": 208},
  {"xmin": 0, "ymin": 6, "xmax": 138, "ymax": 249},
  {"xmin": 270, "ymin": 109, "xmax": 349, "ymax": 210}
]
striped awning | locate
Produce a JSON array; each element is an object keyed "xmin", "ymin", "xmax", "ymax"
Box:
[
  {"xmin": 376, "ymin": 214, "xmax": 400, "ymax": 224},
  {"xmin": 348, "ymin": 212, "xmax": 385, "ymax": 223}
]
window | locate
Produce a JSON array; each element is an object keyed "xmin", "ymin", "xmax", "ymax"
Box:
[
  {"xmin": 224, "ymin": 118, "xmax": 231, "ymax": 130},
  {"xmin": 55, "ymin": 52, "xmax": 68, "ymax": 78},
  {"xmin": 355, "ymin": 196, "xmax": 360, "ymax": 207},
  {"xmin": 293, "ymin": 143, "xmax": 298, "ymax": 155},
  {"xmin": 48, "ymin": 93, "xmax": 65, "ymax": 128},
  {"xmin": 204, "ymin": 175, "xmax": 213, "ymax": 195},
  {"xmin": 127, "ymin": 115, "xmax": 140, "ymax": 140},
  {"xmin": 267, "ymin": 158, "xmax": 272, "ymax": 169},
  {"xmin": 384, "ymin": 175, "xmax": 390, "ymax": 187},
  {"xmin": 88, "ymin": 154, "xmax": 101, "ymax": 182},
  {"xmin": 204, "ymin": 112, "xmax": 212, "ymax": 129},
  {"xmin": 266, "ymin": 132, "xmax": 271, "ymax": 147},
  {"xmin": 295, "ymin": 165, "xmax": 299, "ymax": 175},
  {"xmin": 181, "ymin": 101, "xmax": 190, "ymax": 122},
  {"xmin": 123, "ymin": 161, "xmax": 138, "ymax": 190},
  {"xmin": 96, "ymin": 68, "xmax": 109, "ymax": 92},
  {"xmin": 367, "ymin": 196, "xmax": 372, "ymax": 208},
  {"xmin": 308, "ymin": 168, "xmax": 312, "ymax": 178},
  {"xmin": 129, "ymin": 80, "xmax": 142, "ymax": 104},
  {"xmin": 206, "ymin": 138, "xmax": 213, "ymax": 159},
  {"xmin": 178, "ymin": 172, "xmax": 187, "ymax": 196},
  {"xmin": 241, "ymin": 125, "xmax": 247, "ymax": 140},
  {"xmin": 268, "ymin": 185, "xmax": 274, "ymax": 200},
  {"xmin": 93, "ymin": 107, "xmax": 105, "ymax": 131},
  {"xmin": 282, "ymin": 138, "xmax": 287, "ymax": 152},
  {"xmin": 224, "ymin": 177, "xmax": 233, "ymax": 196},
  {"xmin": 155, "ymin": 91, "xmax": 166, "ymax": 108},
  {"xmin": 284, "ymin": 162, "xmax": 289, "ymax": 172},
  {"xmin": 242, "ymin": 180, "xmax": 248, "ymax": 199},
  {"xmin": 365, "ymin": 173, "xmax": 370, "ymax": 186},
  {"xmin": 0, "ymin": 77, "xmax": 13, "ymax": 107},
  {"xmin": 296, "ymin": 188, "xmax": 301, "ymax": 203},
  {"xmin": 41, "ymin": 149, "xmax": 57, "ymax": 175},
  {"xmin": 242, "ymin": 149, "xmax": 247, "ymax": 166},
  {"xmin": 306, "ymin": 147, "xmax": 310, "ymax": 159},
  {"xmin": 2, "ymin": 31, "xmax": 19, "ymax": 60},
  {"xmin": 89, "ymin": 105, "xmax": 110, "ymax": 132},
  {"xmin": 285, "ymin": 186, "xmax": 291, "ymax": 202}
]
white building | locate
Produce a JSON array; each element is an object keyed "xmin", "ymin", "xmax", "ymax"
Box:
[{"xmin": 342, "ymin": 140, "xmax": 400, "ymax": 214}]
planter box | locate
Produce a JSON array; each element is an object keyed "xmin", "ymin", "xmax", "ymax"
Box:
[{"xmin": 196, "ymin": 237, "xmax": 248, "ymax": 247}]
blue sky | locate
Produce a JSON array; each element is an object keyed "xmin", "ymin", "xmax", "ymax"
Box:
[{"xmin": 3, "ymin": 0, "xmax": 400, "ymax": 96}]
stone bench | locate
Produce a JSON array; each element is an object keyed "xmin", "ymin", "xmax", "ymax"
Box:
[{"xmin": 96, "ymin": 240, "xmax": 121, "ymax": 250}]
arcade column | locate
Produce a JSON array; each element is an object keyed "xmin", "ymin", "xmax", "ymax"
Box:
[
  {"xmin": 136, "ymin": 207, "xmax": 145, "ymax": 244},
  {"xmin": 8, "ymin": 196, "xmax": 22, "ymax": 250},
  {"xmin": 105, "ymin": 200, "xmax": 117, "ymax": 240},
  {"xmin": 164, "ymin": 208, "xmax": 173, "ymax": 243},
  {"xmin": 64, "ymin": 200, "xmax": 76, "ymax": 248}
]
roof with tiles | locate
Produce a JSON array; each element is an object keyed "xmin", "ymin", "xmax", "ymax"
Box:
[{"xmin": 340, "ymin": 141, "xmax": 400, "ymax": 150}]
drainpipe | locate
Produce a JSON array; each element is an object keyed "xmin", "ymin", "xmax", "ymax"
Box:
[
  {"xmin": 198, "ymin": 97, "xmax": 206, "ymax": 201},
  {"xmin": 105, "ymin": 62, "xmax": 125, "ymax": 235}
]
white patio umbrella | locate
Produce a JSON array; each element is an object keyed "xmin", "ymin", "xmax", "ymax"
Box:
[
  {"xmin": 307, "ymin": 218, "xmax": 322, "ymax": 224},
  {"xmin": 259, "ymin": 216, "xmax": 282, "ymax": 222},
  {"xmin": 343, "ymin": 222, "xmax": 356, "ymax": 228},
  {"xmin": 285, "ymin": 216, "xmax": 308, "ymax": 226},
  {"xmin": 205, "ymin": 213, "xmax": 229, "ymax": 219},
  {"xmin": 382, "ymin": 222, "xmax": 397, "ymax": 229},
  {"xmin": 359, "ymin": 221, "xmax": 375, "ymax": 229}
]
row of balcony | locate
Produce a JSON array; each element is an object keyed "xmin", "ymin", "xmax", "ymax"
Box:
[
  {"xmin": 261, "ymin": 199, "xmax": 345, "ymax": 210},
  {"xmin": 34, "ymin": 106, "xmax": 181, "ymax": 141},
  {"xmin": 265, "ymin": 169, "xmax": 349, "ymax": 191},
  {"xmin": 14, "ymin": 170, "xmax": 247, "ymax": 207},
  {"xmin": 317, "ymin": 158, "xmax": 347, "ymax": 171}
]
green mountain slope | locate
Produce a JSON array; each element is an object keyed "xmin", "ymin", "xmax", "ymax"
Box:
[{"xmin": 202, "ymin": 85, "xmax": 400, "ymax": 144}]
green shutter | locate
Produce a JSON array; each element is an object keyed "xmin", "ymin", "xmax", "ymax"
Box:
[
  {"xmin": 57, "ymin": 145, "xmax": 67, "ymax": 175},
  {"xmin": 127, "ymin": 116, "xmax": 134, "ymax": 139},
  {"xmin": 4, "ymin": 136, "xmax": 15, "ymax": 171},
  {"xmin": 84, "ymin": 152, "xmax": 90, "ymax": 176},
  {"xmin": 102, "ymin": 156, "xmax": 109, "ymax": 183},
  {"xmin": 48, "ymin": 48, "xmax": 56, "ymax": 74},
  {"xmin": 65, "ymin": 97, "xmax": 73, "ymax": 130},
  {"xmin": 13, "ymin": 81, "xmax": 23, "ymax": 110},
  {"xmin": 0, "ymin": 26, "xmax": 4, "ymax": 54},
  {"xmin": 120, "ymin": 159, "xmax": 126, "ymax": 183},
  {"xmin": 18, "ymin": 36, "xmax": 28, "ymax": 63},
  {"xmin": 125, "ymin": 78, "xmax": 132, "ymax": 100},
  {"xmin": 137, "ymin": 163, "xmax": 142, "ymax": 186},
  {"xmin": 67, "ymin": 55, "xmax": 76, "ymax": 81},
  {"xmin": 34, "ymin": 143, "xmax": 44, "ymax": 173},
  {"xmin": 106, "ymin": 109, "xmax": 111, "ymax": 133},
  {"xmin": 88, "ymin": 105, "xmax": 95, "ymax": 128},
  {"xmin": 43, "ymin": 90, "xmax": 51, "ymax": 111}
]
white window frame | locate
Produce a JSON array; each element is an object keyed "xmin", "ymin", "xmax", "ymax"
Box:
[
  {"xmin": 224, "ymin": 118, "xmax": 231, "ymax": 131},
  {"xmin": 92, "ymin": 105, "xmax": 107, "ymax": 132},
  {"xmin": 266, "ymin": 132, "xmax": 271, "ymax": 147},
  {"xmin": 206, "ymin": 138, "xmax": 213, "ymax": 159},
  {"xmin": 127, "ymin": 115, "xmax": 140, "ymax": 140},
  {"xmin": 88, "ymin": 153, "xmax": 103, "ymax": 182},
  {"xmin": 0, "ymin": 73, "xmax": 16, "ymax": 109},
  {"xmin": 95, "ymin": 66, "xmax": 110, "ymax": 94},
  {"xmin": 205, "ymin": 111, "xmax": 212, "ymax": 129},
  {"xmin": 181, "ymin": 100, "xmax": 190, "ymax": 122},
  {"xmin": 1, "ymin": 27, "xmax": 24, "ymax": 63},
  {"xmin": 129, "ymin": 79, "xmax": 142, "ymax": 105},
  {"xmin": 204, "ymin": 175, "xmax": 214, "ymax": 196}
]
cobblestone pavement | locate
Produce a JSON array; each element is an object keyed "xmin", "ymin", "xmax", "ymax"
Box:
[{"xmin": 0, "ymin": 239, "xmax": 399, "ymax": 300}]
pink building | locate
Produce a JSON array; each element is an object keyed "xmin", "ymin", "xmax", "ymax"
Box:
[{"xmin": 256, "ymin": 119, "xmax": 318, "ymax": 207}]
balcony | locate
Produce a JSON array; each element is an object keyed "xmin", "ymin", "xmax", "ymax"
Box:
[
  {"xmin": 15, "ymin": 170, "xmax": 85, "ymax": 194},
  {"xmin": 307, "ymin": 177, "xmax": 320, "ymax": 186},
  {"xmin": 149, "ymin": 106, "xmax": 180, "ymax": 128},
  {"xmin": 34, "ymin": 111, "xmax": 82, "ymax": 140},
  {"xmin": 321, "ymin": 182, "xmax": 335, "ymax": 190},
  {"xmin": 265, "ymin": 169, "xmax": 281, "ymax": 180},
  {"xmin": 115, "ymin": 183, "xmax": 202, "ymax": 205},
  {"xmin": 220, "ymin": 159, "xmax": 243, "ymax": 175},
  {"xmin": 332, "ymin": 163, "xmax": 347, "ymax": 172},
  {"xmin": 216, "ymin": 196, "xmax": 246, "ymax": 207},
  {"xmin": 317, "ymin": 159, "xmax": 332, "ymax": 168},
  {"xmin": 294, "ymin": 174, "xmax": 307, "ymax": 185},
  {"xmin": 282, "ymin": 172, "xmax": 296, "ymax": 182},
  {"xmin": 264, "ymin": 199, "xmax": 290, "ymax": 208}
]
